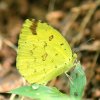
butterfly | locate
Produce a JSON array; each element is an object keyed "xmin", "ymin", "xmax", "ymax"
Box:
[{"xmin": 16, "ymin": 19, "xmax": 77, "ymax": 84}]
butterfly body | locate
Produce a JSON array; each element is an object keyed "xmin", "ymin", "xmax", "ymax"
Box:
[{"xmin": 16, "ymin": 19, "xmax": 77, "ymax": 84}]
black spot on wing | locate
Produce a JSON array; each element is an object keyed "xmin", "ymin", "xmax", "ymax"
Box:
[
  {"xmin": 55, "ymin": 53, "xmax": 58, "ymax": 56},
  {"xmin": 44, "ymin": 41, "xmax": 47, "ymax": 48},
  {"xmin": 49, "ymin": 35, "xmax": 54, "ymax": 41},
  {"xmin": 30, "ymin": 50, "xmax": 33, "ymax": 55},
  {"xmin": 43, "ymin": 68, "xmax": 46, "ymax": 73},
  {"xmin": 42, "ymin": 52, "xmax": 48, "ymax": 61},
  {"xmin": 55, "ymin": 66, "xmax": 58, "ymax": 68},
  {"xmin": 34, "ymin": 69, "xmax": 37, "ymax": 72},
  {"xmin": 34, "ymin": 57, "xmax": 36, "ymax": 62},
  {"xmin": 32, "ymin": 44, "xmax": 37, "ymax": 50},
  {"xmin": 65, "ymin": 63, "xmax": 67, "ymax": 65},
  {"xmin": 51, "ymin": 59, "xmax": 54, "ymax": 62},
  {"xmin": 30, "ymin": 19, "xmax": 38, "ymax": 35},
  {"xmin": 60, "ymin": 43, "xmax": 64, "ymax": 46}
]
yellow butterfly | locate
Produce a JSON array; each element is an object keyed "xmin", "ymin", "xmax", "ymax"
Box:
[{"xmin": 16, "ymin": 19, "xmax": 77, "ymax": 84}]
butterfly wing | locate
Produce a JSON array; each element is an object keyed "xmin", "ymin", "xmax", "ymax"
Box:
[{"xmin": 16, "ymin": 19, "xmax": 76, "ymax": 84}]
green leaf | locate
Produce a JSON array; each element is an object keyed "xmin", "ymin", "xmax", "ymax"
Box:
[
  {"xmin": 9, "ymin": 84, "xmax": 76, "ymax": 100},
  {"xmin": 70, "ymin": 62, "xmax": 86, "ymax": 99}
]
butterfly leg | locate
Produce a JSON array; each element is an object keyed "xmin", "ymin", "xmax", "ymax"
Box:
[{"xmin": 65, "ymin": 72, "xmax": 73, "ymax": 85}]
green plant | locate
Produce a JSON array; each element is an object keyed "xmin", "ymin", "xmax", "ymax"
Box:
[{"xmin": 9, "ymin": 62, "xmax": 86, "ymax": 100}]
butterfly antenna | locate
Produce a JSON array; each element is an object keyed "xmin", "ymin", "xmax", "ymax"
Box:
[
  {"xmin": 84, "ymin": 37, "xmax": 95, "ymax": 44},
  {"xmin": 73, "ymin": 37, "xmax": 95, "ymax": 53},
  {"xmin": 65, "ymin": 72, "xmax": 73, "ymax": 85}
]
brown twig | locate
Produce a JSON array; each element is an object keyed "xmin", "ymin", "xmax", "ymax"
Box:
[
  {"xmin": 71, "ymin": 0, "xmax": 100, "ymax": 46},
  {"xmin": 62, "ymin": 11, "xmax": 80, "ymax": 36},
  {"xmin": 62, "ymin": 2, "xmax": 92, "ymax": 36},
  {"xmin": 0, "ymin": 34, "xmax": 17, "ymax": 52},
  {"xmin": 48, "ymin": 0, "xmax": 56, "ymax": 12}
]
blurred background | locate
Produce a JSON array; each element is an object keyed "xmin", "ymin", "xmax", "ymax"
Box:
[{"xmin": 0, "ymin": 0, "xmax": 100, "ymax": 99}]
